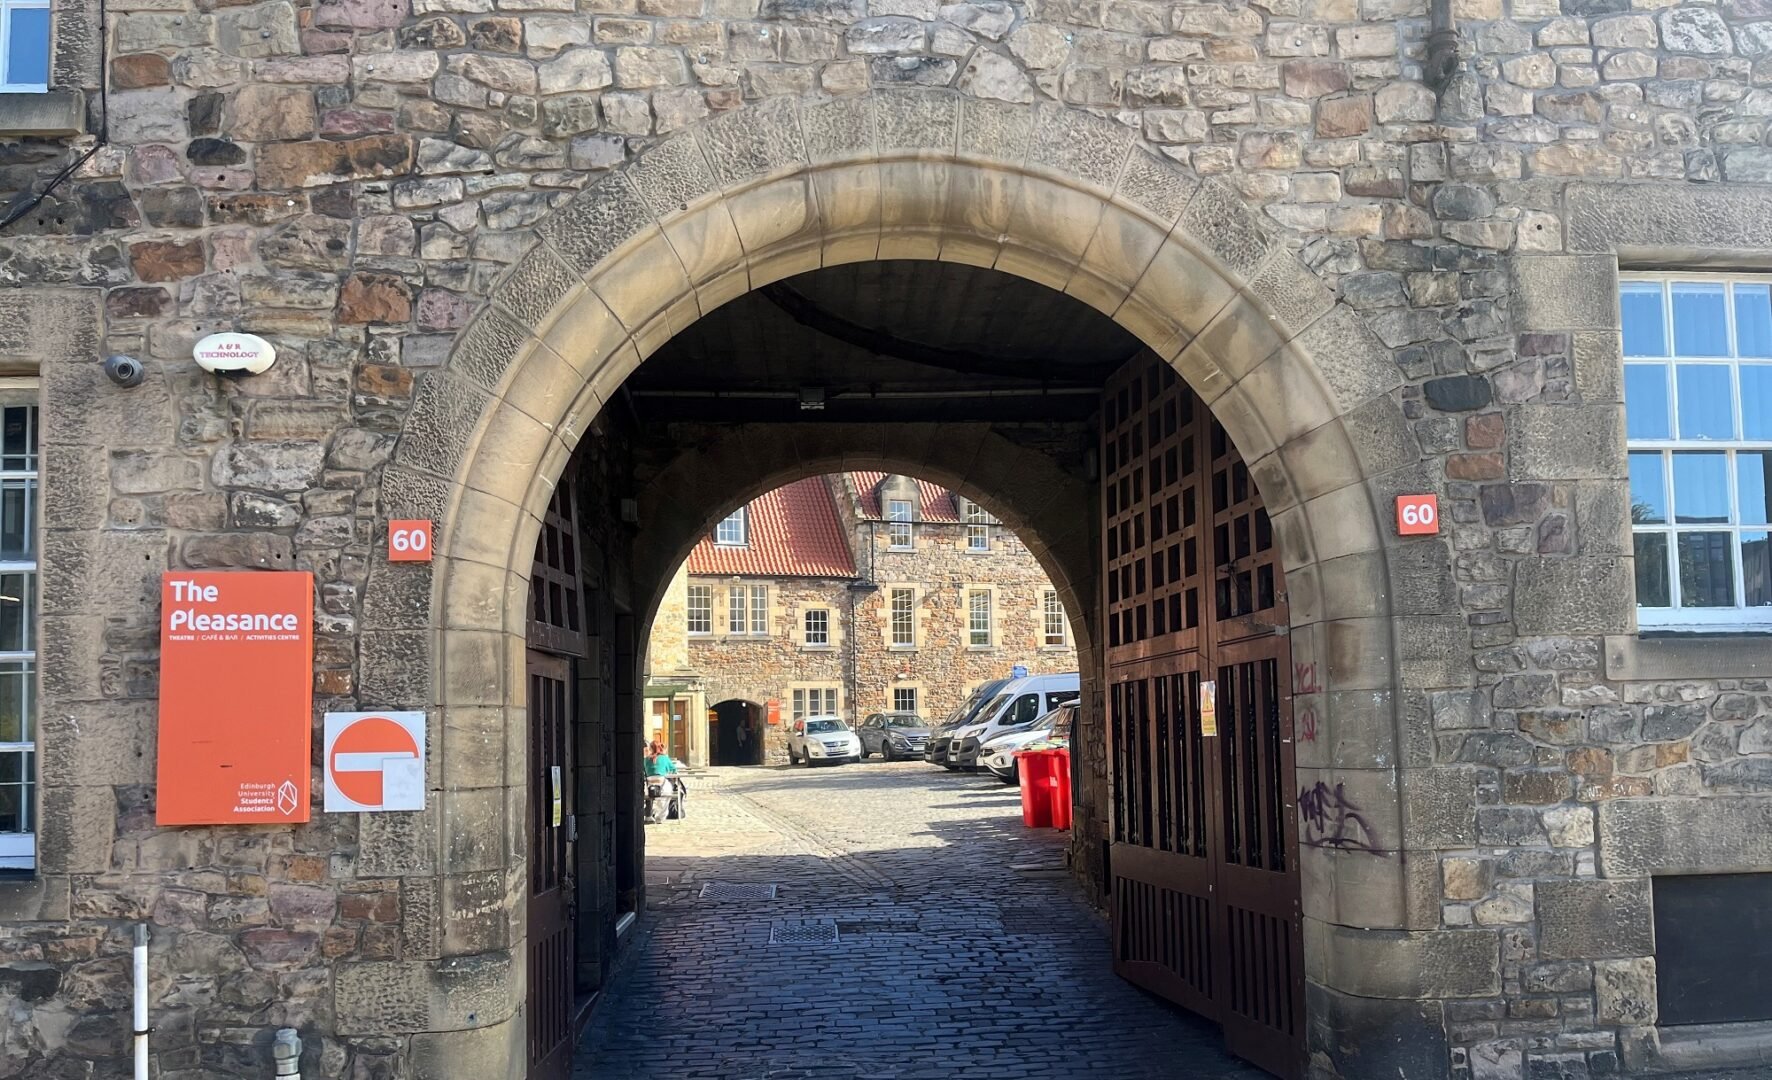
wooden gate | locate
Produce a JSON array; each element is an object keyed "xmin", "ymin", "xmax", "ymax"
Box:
[
  {"xmin": 1102, "ymin": 357, "xmax": 1304, "ymax": 1079},
  {"xmin": 527, "ymin": 480, "xmax": 587, "ymax": 1080}
]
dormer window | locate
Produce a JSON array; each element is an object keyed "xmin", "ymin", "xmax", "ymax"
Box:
[
  {"xmin": 714, "ymin": 507, "xmax": 748, "ymax": 547},
  {"xmin": 887, "ymin": 499, "xmax": 913, "ymax": 550}
]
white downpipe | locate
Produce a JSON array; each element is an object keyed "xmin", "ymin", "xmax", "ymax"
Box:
[{"xmin": 131, "ymin": 924, "xmax": 149, "ymax": 1080}]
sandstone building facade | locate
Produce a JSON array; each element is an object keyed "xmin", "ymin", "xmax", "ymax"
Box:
[
  {"xmin": 2, "ymin": 0, "xmax": 1772, "ymax": 1072},
  {"xmin": 646, "ymin": 472, "xmax": 1077, "ymax": 764}
]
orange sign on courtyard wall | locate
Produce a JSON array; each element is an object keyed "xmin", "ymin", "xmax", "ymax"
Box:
[{"xmin": 156, "ymin": 571, "xmax": 315, "ymax": 825}]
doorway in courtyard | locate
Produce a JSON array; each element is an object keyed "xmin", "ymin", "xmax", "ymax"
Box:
[
  {"xmin": 515, "ymin": 258, "xmax": 1304, "ymax": 1079},
  {"xmin": 709, "ymin": 700, "xmax": 764, "ymax": 766}
]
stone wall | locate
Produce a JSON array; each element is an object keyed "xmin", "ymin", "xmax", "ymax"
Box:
[{"xmin": 6, "ymin": 0, "xmax": 1772, "ymax": 1068}]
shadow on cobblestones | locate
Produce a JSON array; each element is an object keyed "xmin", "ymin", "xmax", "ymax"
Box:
[{"xmin": 574, "ymin": 764, "xmax": 1268, "ymax": 1080}]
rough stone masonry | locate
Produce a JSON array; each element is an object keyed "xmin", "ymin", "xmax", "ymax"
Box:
[{"xmin": 5, "ymin": 0, "xmax": 1772, "ymax": 1072}]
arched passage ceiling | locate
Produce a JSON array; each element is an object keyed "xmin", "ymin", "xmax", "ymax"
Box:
[{"xmin": 622, "ymin": 260, "xmax": 1145, "ymax": 424}]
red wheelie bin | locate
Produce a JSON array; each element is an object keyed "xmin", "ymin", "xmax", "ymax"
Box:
[{"xmin": 1015, "ymin": 748, "xmax": 1073, "ymax": 829}]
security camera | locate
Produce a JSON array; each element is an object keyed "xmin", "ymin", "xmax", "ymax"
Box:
[
  {"xmin": 102, "ymin": 354, "xmax": 144, "ymax": 388},
  {"xmin": 192, "ymin": 332, "xmax": 276, "ymax": 376}
]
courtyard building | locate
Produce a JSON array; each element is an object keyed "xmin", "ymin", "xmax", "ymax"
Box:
[
  {"xmin": 1, "ymin": 0, "xmax": 1771, "ymax": 1075},
  {"xmin": 645, "ymin": 472, "xmax": 1077, "ymax": 765}
]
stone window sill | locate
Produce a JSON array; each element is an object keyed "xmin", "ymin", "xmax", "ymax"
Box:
[
  {"xmin": 1624, "ymin": 1020, "xmax": 1772, "ymax": 1074},
  {"xmin": 801, "ymin": 644, "xmax": 833, "ymax": 651},
  {"xmin": 0, "ymin": 91, "xmax": 84, "ymax": 136},
  {"xmin": 0, "ymin": 874, "xmax": 68, "ymax": 921},
  {"xmin": 1605, "ymin": 633, "xmax": 1772, "ymax": 681}
]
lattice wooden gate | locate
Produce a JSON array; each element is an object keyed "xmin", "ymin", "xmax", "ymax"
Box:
[
  {"xmin": 527, "ymin": 479, "xmax": 587, "ymax": 1080},
  {"xmin": 1102, "ymin": 357, "xmax": 1304, "ymax": 1079}
]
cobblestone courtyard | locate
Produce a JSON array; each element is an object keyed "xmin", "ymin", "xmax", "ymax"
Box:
[{"xmin": 575, "ymin": 762, "xmax": 1267, "ymax": 1080}]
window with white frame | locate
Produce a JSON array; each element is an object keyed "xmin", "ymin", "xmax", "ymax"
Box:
[
  {"xmin": 0, "ymin": 1, "xmax": 51, "ymax": 93},
  {"xmin": 686, "ymin": 585, "xmax": 712, "ymax": 635},
  {"xmin": 714, "ymin": 507, "xmax": 748, "ymax": 546},
  {"xmin": 727, "ymin": 583, "xmax": 767, "ymax": 635},
  {"xmin": 887, "ymin": 499, "xmax": 913, "ymax": 550},
  {"xmin": 1042, "ymin": 589, "xmax": 1067, "ymax": 647},
  {"xmin": 792, "ymin": 687, "xmax": 838, "ymax": 721},
  {"xmin": 0, "ymin": 402, "xmax": 37, "ymax": 871},
  {"xmin": 964, "ymin": 499, "xmax": 990, "ymax": 552},
  {"xmin": 1623, "ymin": 274, "xmax": 1772, "ymax": 627},
  {"xmin": 804, "ymin": 608, "xmax": 829, "ymax": 647},
  {"xmin": 889, "ymin": 587, "xmax": 915, "ymax": 647},
  {"xmin": 893, "ymin": 687, "xmax": 918, "ymax": 713},
  {"xmin": 968, "ymin": 589, "xmax": 993, "ymax": 647}
]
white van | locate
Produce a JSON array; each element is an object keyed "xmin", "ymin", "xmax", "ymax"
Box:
[{"xmin": 946, "ymin": 672, "xmax": 1079, "ymax": 769}]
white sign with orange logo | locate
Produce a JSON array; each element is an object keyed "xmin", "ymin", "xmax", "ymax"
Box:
[{"xmin": 323, "ymin": 711, "xmax": 426, "ymax": 813}]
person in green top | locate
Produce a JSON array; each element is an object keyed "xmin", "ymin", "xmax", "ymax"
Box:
[{"xmin": 644, "ymin": 740, "xmax": 678, "ymax": 776}]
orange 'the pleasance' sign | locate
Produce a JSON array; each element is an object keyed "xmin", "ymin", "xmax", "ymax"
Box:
[{"xmin": 156, "ymin": 571, "xmax": 315, "ymax": 825}]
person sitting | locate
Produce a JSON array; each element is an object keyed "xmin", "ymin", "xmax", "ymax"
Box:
[
  {"xmin": 644, "ymin": 740, "xmax": 678, "ymax": 776},
  {"xmin": 644, "ymin": 740, "xmax": 687, "ymax": 802}
]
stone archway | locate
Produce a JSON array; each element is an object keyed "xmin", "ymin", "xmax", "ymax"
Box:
[{"xmin": 367, "ymin": 88, "xmax": 1449, "ymax": 1072}]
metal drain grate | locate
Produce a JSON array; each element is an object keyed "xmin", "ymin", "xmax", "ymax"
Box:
[
  {"xmin": 769, "ymin": 919, "xmax": 840, "ymax": 945},
  {"xmin": 698, "ymin": 881, "xmax": 779, "ymax": 901}
]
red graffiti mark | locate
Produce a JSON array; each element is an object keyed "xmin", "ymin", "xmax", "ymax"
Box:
[
  {"xmin": 1299, "ymin": 706, "xmax": 1318, "ymax": 743},
  {"xmin": 1293, "ymin": 662, "xmax": 1322, "ymax": 695}
]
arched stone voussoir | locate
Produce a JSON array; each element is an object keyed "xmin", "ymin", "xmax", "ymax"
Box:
[
  {"xmin": 1067, "ymin": 199, "xmax": 1174, "ymax": 321},
  {"xmin": 1291, "ymin": 302, "xmax": 1406, "ymax": 417},
  {"xmin": 1120, "ymin": 234, "xmax": 1240, "ymax": 371},
  {"xmin": 487, "ymin": 243, "xmax": 583, "ymax": 344},
  {"xmin": 1025, "ymin": 103, "xmax": 1135, "ymax": 197},
  {"xmin": 535, "ymin": 169, "xmax": 659, "ymax": 282},
  {"xmin": 1243, "ymin": 247, "xmax": 1337, "ymax": 341}
]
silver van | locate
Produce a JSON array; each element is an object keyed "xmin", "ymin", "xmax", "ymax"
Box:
[
  {"xmin": 924, "ymin": 678, "xmax": 1009, "ymax": 766},
  {"xmin": 946, "ymin": 672, "xmax": 1080, "ymax": 769}
]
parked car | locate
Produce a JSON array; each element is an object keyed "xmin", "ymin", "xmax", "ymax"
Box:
[
  {"xmin": 981, "ymin": 702, "xmax": 1076, "ymax": 784},
  {"xmin": 787, "ymin": 716, "xmax": 862, "ymax": 766},
  {"xmin": 948, "ymin": 673, "xmax": 1080, "ymax": 770},
  {"xmin": 857, "ymin": 711, "xmax": 931, "ymax": 760},
  {"xmin": 925, "ymin": 679, "xmax": 1010, "ymax": 767}
]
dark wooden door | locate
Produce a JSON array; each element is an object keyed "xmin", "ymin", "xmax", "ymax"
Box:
[
  {"xmin": 527, "ymin": 479, "xmax": 588, "ymax": 1080},
  {"xmin": 1102, "ymin": 357, "xmax": 1303, "ymax": 1079},
  {"xmin": 527, "ymin": 651, "xmax": 575, "ymax": 1080}
]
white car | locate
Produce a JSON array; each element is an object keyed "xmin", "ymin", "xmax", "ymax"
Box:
[
  {"xmin": 787, "ymin": 716, "xmax": 862, "ymax": 766},
  {"xmin": 981, "ymin": 703, "xmax": 1076, "ymax": 783}
]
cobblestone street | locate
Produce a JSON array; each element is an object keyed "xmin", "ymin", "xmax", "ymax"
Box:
[{"xmin": 575, "ymin": 762, "xmax": 1267, "ymax": 1080}]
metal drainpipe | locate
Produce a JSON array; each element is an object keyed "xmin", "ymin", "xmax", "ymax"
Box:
[
  {"xmin": 272, "ymin": 1028, "xmax": 302, "ymax": 1078},
  {"xmin": 132, "ymin": 924, "xmax": 149, "ymax": 1080}
]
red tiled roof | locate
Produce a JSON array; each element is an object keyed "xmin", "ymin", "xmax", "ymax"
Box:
[
  {"xmin": 687, "ymin": 477, "xmax": 856, "ymax": 578},
  {"xmin": 848, "ymin": 472, "xmax": 960, "ymax": 522}
]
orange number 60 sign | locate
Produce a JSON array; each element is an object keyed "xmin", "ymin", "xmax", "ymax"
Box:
[
  {"xmin": 1396, "ymin": 495, "xmax": 1439, "ymax": 536},
  {"xmin": 389, "ymin": 519, "xmax": 434, "ymax": 562}
]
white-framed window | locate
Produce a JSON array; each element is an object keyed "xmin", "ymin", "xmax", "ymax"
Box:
[
  {"xmin": 0, "ymin": 0, "xmax": 51, "ymax": 93},
  {"xmin": 686, "ymin": 585, "xmax": 712, "ymax": 635},
  {"xmin": 1623, "ymin": 274, "xmax": 1772, "ymax": 628},
  {"xmin": 887, "ymin": 499, "xmax": 913, "ymax": 550},
  {"xmin": 893, "ymin": 687, "xmax": 918, "ymax": 713},
  {"xmin": 804, "ymin": 608, "xmax": 829, "ymax": 647},
  {"xmin": 964, "ymin": 499, "xmax": 990, "ymax": 552},
  {"xmin": 0, "ymin": 400, "xmax": 38, "ymax": 871},
  {"xmin": 727, "ymin": 583, "xmax": 767, "ymax": 635},
  {"xmin": 792, "ymin": 686, "xmax": 839, "ymax": 721},
  {"xmin": 889, "ymin": 587, "xmax": 915, "ymax": 647},
  {"xmin": 968, "ymin": 589, "xmax": 993, "ymax": 647},
  {"xmin": 1042, "ymin": 589, "xmax": 1067, "ymax": 647},
  {"xmin": 714, "ymin": 507, "xmax": 747, "ymax": 546}
]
